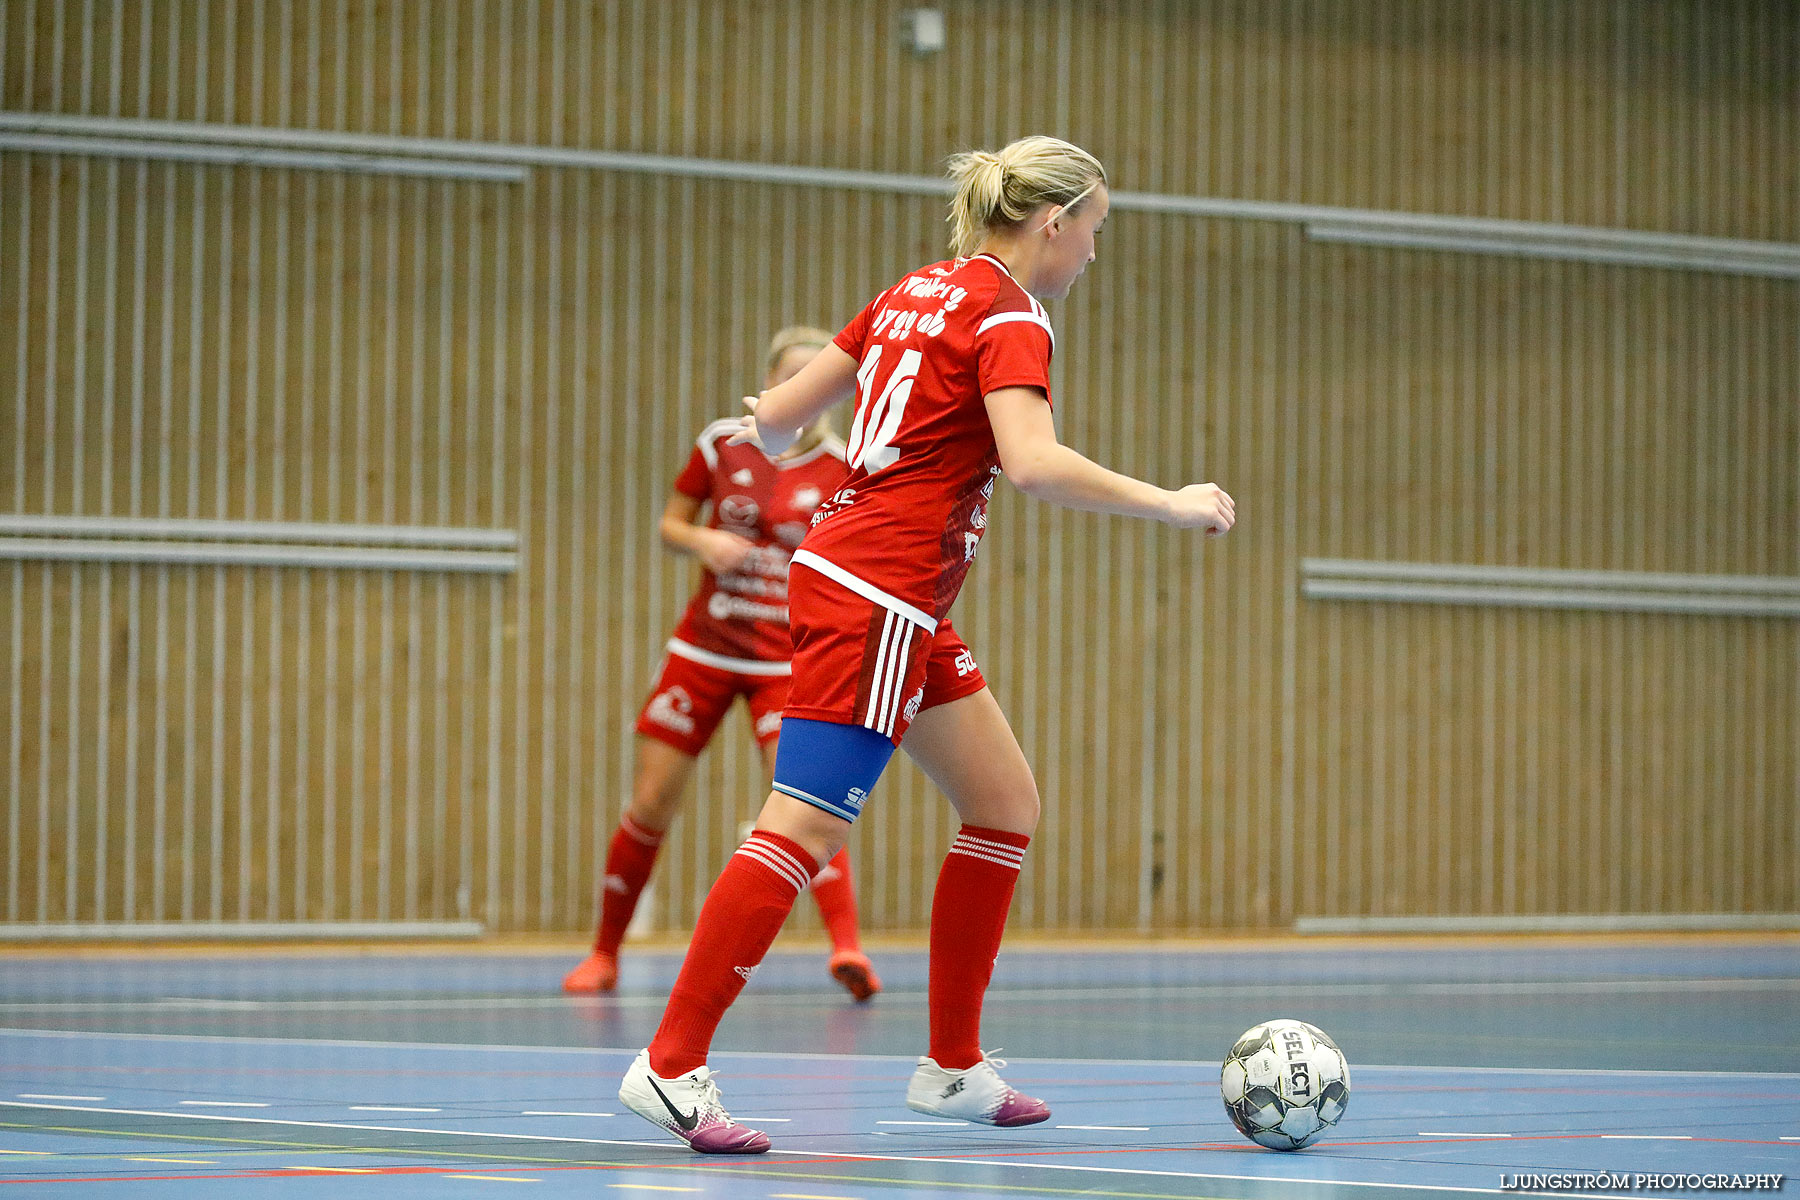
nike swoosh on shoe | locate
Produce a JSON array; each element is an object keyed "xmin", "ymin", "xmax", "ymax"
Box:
[{"xmin": 647, "ymin": 1076, "xmax": 700, "ymax": 1131}]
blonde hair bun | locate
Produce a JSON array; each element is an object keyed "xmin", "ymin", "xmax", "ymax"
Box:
[{"xmin": 946, "ymin": 136, "xmax": 1107, "ymax": 258}]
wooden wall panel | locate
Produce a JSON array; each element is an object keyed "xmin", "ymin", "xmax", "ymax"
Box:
[{"xmin": 1, "ymin": 0, "xmax": 1794, "ymax": 934}]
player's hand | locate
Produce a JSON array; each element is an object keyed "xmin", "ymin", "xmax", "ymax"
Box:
[
  {"xmin": 696, "ymin": 527, "xmax": 757, "ymax": 574},
  {"xmin": 723, "ymin": 396, "xmax": 765, "ymax": 450},
  {"xmin": 1167, "ymin": 483, "xmax": 1235, "ymax": 536},
  {"xmin": 727, "ymin": 395, "xmax": 799, "ymax": 457}
]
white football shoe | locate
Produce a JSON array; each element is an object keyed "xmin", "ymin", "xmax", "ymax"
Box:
[
  {"xmin": 618, "ymin": 1049, "xmax": 771, "ymax": 1154},
  {"xmin": 905, "ymin": 1051, "xmax": 1051, "ymax": 1126}
]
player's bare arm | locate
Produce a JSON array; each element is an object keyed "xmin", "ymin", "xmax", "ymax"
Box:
[
  {"xmin": 657, "ymin": 491, "xmax": 755, "ymax": 573},
  {"xmin": 727, "ymin": 342, "xmax": 860, "ymax": 455},
  {"xmin": 985, "ymin": 385, "xmax": 1235, "ymax": 535}
]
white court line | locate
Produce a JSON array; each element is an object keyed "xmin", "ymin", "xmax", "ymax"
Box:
[
  {"xmin": 5, "ymin": 1027, "xmax": 1800, "ymax": 1081},
  {"xmin": 1419, "ymin": 1132, "xmax": 1514, "ymax": 1138},
  {"xmin": 0, "ymin": 1100, "xmax": 1716, "ymax": 1198},
  {"xmin": 178, "ymin": 1100, "xmax": 270, "ymax": 1108},
  {"xmin": 2, "ymin": 977, "xmax": 1795, "ymax": 1013},
  {"xmin": 17, "ymin": 1092, "xmax": 105, "ymax": 1100},
  {"xmin": 876, "ymin": 1119, "xmax": 968, "ymax": 1127}
]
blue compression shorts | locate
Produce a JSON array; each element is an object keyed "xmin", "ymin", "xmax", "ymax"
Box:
[{"xmin": 770, "ymin": 716, "xmax": 897, "ymax": 823}]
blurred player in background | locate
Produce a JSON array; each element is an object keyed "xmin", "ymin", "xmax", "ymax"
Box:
[
  {"xmin": 618, "ymin": 136, "xmax": 1235, "ymax": 1153},
  {"xmin": 563, "ymin": 326, "xmax": 881, "ymax": 1003}
]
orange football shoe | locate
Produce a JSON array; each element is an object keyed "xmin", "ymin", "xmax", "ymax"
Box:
[
  {"xmin": 828, "ymin": 949, "xmax": 881, "ymax": 1003},
  {"xmin": 562, "ymin": 951, "xmax": 619, "ymax": 994}
]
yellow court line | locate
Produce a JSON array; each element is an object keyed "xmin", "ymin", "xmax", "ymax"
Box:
[
  {"xmin": 286, "ymin": 1166, "xmax": 381, "ymax": 1173},
  {"xmin": 125, "ymin": 1157, "xmax": 218, "ymax": 1164},
  {"xmin": 0, "ymin": 1150, "xmax": 52, "ymax": 1155}
]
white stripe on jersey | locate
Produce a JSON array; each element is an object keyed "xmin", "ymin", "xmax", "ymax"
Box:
[
  {"xmin": 777, "ymin": 434, "xmax": 846, "ymax": 469},
  {"xmin": 666, "ymin": 638, "xmax": 792, "ymax": 676},
  {"xmin": 694, "ymin": 417, "xmax": 743, "ymax": 470},
  {"xmin": 976, "ymin": 309, "xmax": 1056, "ymax": 354},
  {"xmin": 791, "ymin": 549, "xmax": 936, "ymax": 631}
]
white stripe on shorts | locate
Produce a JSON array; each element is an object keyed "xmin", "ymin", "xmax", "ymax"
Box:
[
  {"xmin": 878, "ymin": 612, "xmax": 909, "ymax": 736},
  {"xmin": 864, "ymin": 611, "xmax": 914, "ymax": 737},
  {"xmin": 862, "ymin": 610, "xmax": 894, "ymax": 735}
]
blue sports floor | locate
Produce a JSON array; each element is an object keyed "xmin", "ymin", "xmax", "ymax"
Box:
[{"xmin": 1, "ymin": 936, "xmax": 1796, "ymax": 1197}]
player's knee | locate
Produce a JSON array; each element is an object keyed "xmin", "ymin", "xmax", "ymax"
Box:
[
  {"xmin": 626, "ymin": 773, "xmax": 687, "ymax": 831},
  {"xmin": 754, "ymin": 789, "xmax": 850, "ymax": 872},
  {"xmin": 959, "ymin": 776, "xmax": 1039, "ymax": 836}
]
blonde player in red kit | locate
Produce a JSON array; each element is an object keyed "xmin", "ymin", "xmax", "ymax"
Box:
[
  {"xmin": 619, "ymin": 137, "xmax": 1235, "ymax": 1154},
  {"xmin": 563, "ymin": 327, "xmax": 884, "ymax": 1002}
]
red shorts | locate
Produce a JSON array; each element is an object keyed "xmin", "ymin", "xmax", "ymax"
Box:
[
  {"xmin": 633, "ymin": 641, "xmax": 791, "ymax": 757},
  {"xmin": 782, "ymin": 565, "xmax": 988, "ymax": 746}
]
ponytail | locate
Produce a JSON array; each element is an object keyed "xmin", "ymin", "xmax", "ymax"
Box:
[{"xmin": 946, "ymin": 136, "xmax": 1107, "ymax": 258}]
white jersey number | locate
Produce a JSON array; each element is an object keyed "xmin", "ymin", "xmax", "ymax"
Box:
[{"xmin": 846, "ymin": 345, "xmax": 921, "ymax": 475}]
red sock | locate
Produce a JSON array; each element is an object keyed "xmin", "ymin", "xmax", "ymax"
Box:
[
  {"xmin": 648, "ymin": 830, "xmax": 817, "ymax": 1077},
  {"xmin": 809, "ymin": 849, "xmax": 862, "ymax": 954},
  {"xmin": 591, "ymin": 814, "xmax": 664, "ymax": 958},
  {"xmin": 928, "ymin": 825, "xmax": 1030, "ymax": 1070}
]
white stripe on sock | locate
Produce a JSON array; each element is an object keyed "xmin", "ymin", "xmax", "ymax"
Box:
[
  {"xmin": 952, "ymin": 835, "xmax": 1026, "ymax": 864},
  {"xmin": 619, "ymin": 815, "xmax": 664, "ymax": 847},
  {"xmin": 948, "ymin": 845, "xmax": 1027, "ymax": 871},
  {"xmin": 734, "ymin": 839, "xmax": 813, "ymax": 894}
]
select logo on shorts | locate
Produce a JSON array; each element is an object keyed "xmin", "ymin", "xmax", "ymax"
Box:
[
  {"xmin": 645, "ymin": 686, "xmax": 697, "ymax": 735},
  {"xmin": 954, "ymin": 649, "xmax": 978, "ymax": 677},
  {"xmin": 844, "ymin": 787, "xmax": 869, "ymax": 815}
]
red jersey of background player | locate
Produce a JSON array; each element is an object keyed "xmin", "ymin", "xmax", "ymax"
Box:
[
  {"xmin": 668, "ymin": 419, "xmax": 848, "ymax": 665},
  {"xmin": 796, "ymin": 254, "xmax": 1053, "ymax": 626}
]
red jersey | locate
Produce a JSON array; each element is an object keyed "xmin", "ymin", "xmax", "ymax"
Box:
[
  {"xmin": 666, "ymin": 420, "xmax": 848, "ymax": 668},
  {"xmin": 796, "ymin": 253, "xmax": 1053, "ymax": 627}
]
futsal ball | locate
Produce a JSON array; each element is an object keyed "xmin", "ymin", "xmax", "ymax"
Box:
[{"xmin": 1220, "ymin": 1019, "xmax": 1351, "ymax": 1150}]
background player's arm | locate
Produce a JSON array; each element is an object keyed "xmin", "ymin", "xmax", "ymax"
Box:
[
  {"xmin": 728, "ymin": 343, "xmax": 860, "ymax": 455},
  {"xmin": 657, "ymin": 490, "xmax": 755, "ymax": 573},
  {"xmin": 986, "ymin": 386, "xmax": 1235, "ymax": 535}
]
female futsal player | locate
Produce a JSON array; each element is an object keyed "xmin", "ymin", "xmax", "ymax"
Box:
[
  {"xmin": 618, "ymin": 137, "xmax": 1234, "ymax": 1153},
  {"xmin": 563, "ymin": 327, "xmax": 881, "ymax": 1003}
]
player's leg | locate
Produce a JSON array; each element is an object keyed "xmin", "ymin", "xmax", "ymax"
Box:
[
  {"xmin": 642, "ymin": 734, "xmax": 879, "ymax": 1073},
  {"xmin": 619, "ymin": 574, "xmax": 911, "ymax": 1152},
  {"xmin": 895, "ymin": 628, "xmax": 1049, "ymax": 1126},
  {"xmin": 565, "ymin": 658, "xmax": 728, "ymax": 993},
  {"xmin": 619, "ymin": 774, "xmax": 871, "ymax": 1155},
  {"xmin": 750, "ymin": 682, "xmax": 881, "ymax": 1001}
]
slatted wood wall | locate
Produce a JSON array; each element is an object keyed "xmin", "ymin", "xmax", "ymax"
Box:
[{"xmin": 1, "ymin": 0, "xmax": 1794, "ymax": 933}]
